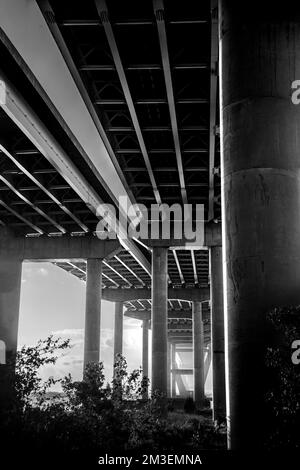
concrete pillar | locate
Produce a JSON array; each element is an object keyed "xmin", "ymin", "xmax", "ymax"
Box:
[
  {"xmin": 167, "ymin": 340, "xmax": 171, "ymax": 397},
  {"xmin": 0, "ymin": 252, "xmax": 22, "ymax": 412},
  {"xmin": 83, "ymin": 258, "xmax": 102, "ymax": 369},
  {"xmin": 151, "ymin": 246, "xmax": 168, "ymax": 395},
  {"xmin": 142, "ymin": 319, "xmax": 149, "ymax": 378},
  {"xmin": 204, "ymin": 343, "xmax": 211, "ymax": 382},
  {"xmin": 171, "ymin": 342, "xmax": 176, "ymax": 397},
  {"xmin": 193, "ymin": 302, "xmax": 205, "ymax": 407},
  {"xmin": 142, "ymin": 319, "xmax": 149, "ymax": 399},
  {"xmin": 113, "ymin": 301, "xmax": 123, "ymax": 359},
  {"xmin": 220, "ymin": 0, "xmax": 300, "ymax": 448},
  {"xmin": 209, "ymin": 246, "xmax": 226, "ymax": 423}
]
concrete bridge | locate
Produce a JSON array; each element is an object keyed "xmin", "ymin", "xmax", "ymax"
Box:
[{"xmin": 0, "ymin": 0, "xmax": 299, "ymax": 450}]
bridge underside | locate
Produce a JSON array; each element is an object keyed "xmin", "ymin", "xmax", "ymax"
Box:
[{"xmin": 1, "ymin": 0, "xmax": 298, "ymax": 452}]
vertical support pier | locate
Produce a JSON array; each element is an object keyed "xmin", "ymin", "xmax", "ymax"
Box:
[
  {"xmin": 151, "ymin": 246, "xmax": 168, "ymax": 396},
  {"xmin": 0, "ymin": 245, "xmax": 22, "ymax": 412},
  {"xmin": 210, "ymin": 246, "xmax": 226, "ymax": 423},
  {"xmin": 142, "ymin": 319, "xmax": 149, "ymax": 399},
  {"xmin": 220, "ymin": 0, "xmax": 300, "ymax": 448},
  {"xmin": 83, "ymin": 258, "xmax": 102, "ymax": 369},
  {"xmin": 193, "ymin": 301, "xmax": 205, "ymax": 408},
  {"xmin": 114, "ymin": 301, "xmax": 123, "ymax": 359}
]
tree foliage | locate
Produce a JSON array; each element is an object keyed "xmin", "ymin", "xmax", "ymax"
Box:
[
  {"xmin": 0, "ymin": 336, "xmax": 225, "ymax": 462},
  {"xmin": 264, "ymin": 306, "xmax": 300, "ymax": 449}
]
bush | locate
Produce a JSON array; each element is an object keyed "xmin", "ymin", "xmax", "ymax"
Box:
[
  {"xmin": 183, "ymin": 396, "xmax": 196, "ymax": 414},
  {"xmin": 0, "ymin": 336, "xmax": 225, "ymax": 462},
  {"xmin": 264, "ymin": 306, "xmax": 300, "ymax": 449}
]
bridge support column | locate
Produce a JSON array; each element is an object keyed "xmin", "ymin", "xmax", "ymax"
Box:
[
  {"xmin": 220, "ymin": 0, "xmax": 300, "ymax": 448},
  {"xmin": 171, "ymin": 342, "xmax": 176, "ymax": 397},
  {"xmin": 114, "ymin": 301, "xmax": 123, "ymax": 360},
  {"xmin": 151, "ymin": 246, "xmax": 168, "ymax": 396},
  {"xmin": 142, "ymin": 319, "xmax": 149, "ymax": 399},
  {"xmin": 209, "ymin": 246, "xmax": 226, "ymax": 423},
  {"xmin": 193, "ymin": 302, "xmax": 205, "ymax": 408},
  {"xmin": 0, "ymin": 248, "xmax": 22, "ymax": 413},
  {"xmin": 167, "ymin": 340, "xmax": 171, "ymax": 397},
  {"xmin": 84, "ymin": 258, "xmax": 102, "ymax": 369}
]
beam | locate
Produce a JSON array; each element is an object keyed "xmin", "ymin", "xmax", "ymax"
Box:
[
  {"xmin": 95, "ymin": 0, "xmax": 161, "ymax": 205},
  {"xmin": 172, "ymin": 249, "xmax": 185, "ymax": 285},
  {"xmin": 0, "ymin": 74, "xmax": 151, "ymax": 275},
  {"xmin": 153, "ymin": 0, "xmax": 187, "ymax": 205},
  {"xmin": 62, "ymin": 260, "xmax": 121, "ymax": 288},
  {"xmin": 0, "ymin": 0, "xmax": 135, "ymax": 220},
  {"xmin": 114, "ymin": 255, "xmax": 145, "ymax": 286},
  {"xmin": 19, "ymin": 235, "xmax": 121, "ymax": 262},
  {"xmin": 171, "ymin": 368, "xmax": 193, "ymax": 375},
  {"xmin": 103, "ymin": 260, "xmax": 132, "ymax": 287},
  {"xmin": 37, "ymin": 0, "xmax": 135, "ymax": 207},
  {"xmin": 0, "ymin": 199, "xmax": 42, "ymax": 234},
  {"xmin": 124, "ymin": 310, "xmax": 193, "ymax": 322},
  {"xmin": 0, "ymin": 173, "xmax": 66, "ymax": 234},
  {"xmin": 191, "ymin": 250, "xmax": 199, "ymax": 285},
  {"xmin": 101, "ymin": 286, "xmax": 210, "ymax": 302}
]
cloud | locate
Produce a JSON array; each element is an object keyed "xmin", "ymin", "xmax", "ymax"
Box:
[{"xmin": 38, "ymin": 324, "xmax": 143, "ymax": 391}]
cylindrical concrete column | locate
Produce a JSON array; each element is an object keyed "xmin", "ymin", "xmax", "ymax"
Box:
[
  {"xmin": 142, "ymin": 319, "xmax": 149, "ymax": 399},
  {"xmin": 142, "ymin": 319, "xmax": 149, "ymax": 378},
  {"xmin": 0, "ymin": 254, "xmax": 22, "ymax": 412},
  {"xmin": 220, "ymin": 0, "xmax": 300, "ymax": 448},
  {"xmin": 114, "ymin": 301, "xmax": 123, "ymax": 359},
  {"xmin": 171, "ymin": 342, "xmax": 176, "ymax": 397},
  {"xmin": 167, "ymin": 340, "xmax": 171, "ymax": 397},
  {"xmin": 209, "ymin": 246, "xmax": 226, "ymax": 423},
  {"xmin": 193, "ymin": 302, "xmax": 205, "ymax": 408},
  {"xmin": 151, "ymin": 246, "xmax": 168, "ymax": 395},
  {"xmin": 84, "ymin": 258, "xmax": 102, "ymax": 369}
]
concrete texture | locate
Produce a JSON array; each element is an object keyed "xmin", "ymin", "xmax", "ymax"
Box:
[
  {"xmin": 193, "ymin": 302, "xmax": 205, "ymax": 407},
  {"xmin": 220, "ymin": 0, "xmax": 300, "ymax": 448},
  {"xmin": 151, "ymin": 246, "xmax": 168, "ymax": 395},
  {"xmin": 83, "ymin": 258, "xmax": 102, "ymax": 368}
]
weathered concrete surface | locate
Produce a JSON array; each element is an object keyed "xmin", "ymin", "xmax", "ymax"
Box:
[
  {"xmin": 22, "ymin": 236, "xmax": 121, "ymax": 261},
  {"xmin": 0, "ymin": 227, "xmax": 121, "ymax": 261},
  {"xmin": 142, "ymin": 319, "xmax": 149, "ymax": 399},
  {"xmin": 210, "ymin": 246, "xmax": 226, "ymax": 423},
  {"xmin": 0, "ymin": 249, "xmax": 22, "ymax": 412},
  {"xmin": 102, "ymin": 286, "xmax": 210, "ymax": 302},
  {"xmin": 220, "ymin": 0, "xmax": 300, "ymax": 449},
  {"xmin": 113, "ymin": 302, "xmax": 123, "ymax": 359},
  {"xmin": 151, "ymin": 246, "xmax": 168, "ymax": 395},
  {"xmin": 84, "ymin": 258, "xmax": 102, "ymax": 368},
  {"xmin": 193, "ymin": 302, "xmax": 205, "ymax": 407},
  {"xmin": 167, "ymin": 341, "xmax": 171, "ymax": 397},
  {"xmin": 171, "ymin": 343, "xmax": 176, "ymax": 397},
  {"xmin": 144, "ymin": 222, "xmax": 221, "ymax": 248}
]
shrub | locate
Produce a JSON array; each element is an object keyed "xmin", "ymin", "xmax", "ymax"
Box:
[
  {"xmin": 0, "ymin": 335, "xmax": 225, "ymax": 462},
  {"xmin": 264, "ymin": 306, "xmax": 300, "ymax": 449},
  {"xmin": 184, "ymin": 396, "xmax": 196, "ymax": 414}
]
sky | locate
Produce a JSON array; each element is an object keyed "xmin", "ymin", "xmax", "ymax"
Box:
[{"xmin": 18, "ymin": 262, "xmax": 211, "ymax": 394}]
